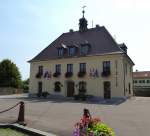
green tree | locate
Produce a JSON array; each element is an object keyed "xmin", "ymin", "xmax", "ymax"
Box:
[
  {"xmin": 0, "ymin": 59, "xmax": 22, "ymax": 88},
  {"xmin": 21, "ymin": 78, "xmax": 29, "ymax": 91}
]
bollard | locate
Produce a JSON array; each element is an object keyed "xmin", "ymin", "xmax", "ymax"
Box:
[{"xmin": 17, "ymin": 101, "xmax": 26, "ymax": 126}]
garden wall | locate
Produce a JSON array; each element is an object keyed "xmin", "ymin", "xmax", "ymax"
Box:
[
  {"xmin": 134, "ymin": 88, "xmax": 150, "ymax": 97},
  {"xmin": 0, "ymin": 87, "xmax": 22, "ymax": 95}
]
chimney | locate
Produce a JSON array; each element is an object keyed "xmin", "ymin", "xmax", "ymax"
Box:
[
  {"xmin": 69, "ymin": 29, "xmax": 74, "ymax": 33},
  {"xmin": 96, "ymin": 24, "xmax": 100, "ymax": 28}
]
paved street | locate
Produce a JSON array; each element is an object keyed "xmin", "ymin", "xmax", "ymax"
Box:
[{"xmin": 0, "ymin": 95, "xmax": 150, "ymax": 136}]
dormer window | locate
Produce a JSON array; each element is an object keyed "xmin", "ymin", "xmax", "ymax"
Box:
[
  {"xmin": 80, "ymin": 44, "xmax": 90, "ymax": 55},
  {"xmin": 58, "ymin": 48, "xmax": 64, "ymax": 57},
  {"xmin": 68, "ymin": 47, "xmax": 76, "ymax": 56}
]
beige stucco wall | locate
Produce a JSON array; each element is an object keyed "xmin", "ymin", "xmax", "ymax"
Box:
[
  {"xmin": 122, "ymin": 56, "xmax": 134, "ymax": 97},
  {"xmin": 29, "ymin": 54, "xmax": 133, "ymax": 98}
]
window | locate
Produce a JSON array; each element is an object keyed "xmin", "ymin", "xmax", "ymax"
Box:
[
  {"xmin": 53, "ymin": 65, "xmax": 61, "ymax": 77},
  {"xmin": 139, "ymin": 80, "xmax": 142, "ymax": 83},
  {"xmin": 67, "ymin": 64, "xmax": 73, "ymax": 73},
  {"xmin": 103, "ymin": 61, "xmax": 110, "ymax": 72},
  {"xmin": 147, "ymin": 80, "xmax": 150, "ymax": 83},
  {"xmin": 56, "ymin": 64, "xmax": 61, "ymax": 73},
  {"xmin": 58, "ymin": 48, "xmax": 64, "ymax": 57},
  {"xmin": 142, "ymin": 80, "xmax": 145, "ymax": 83},
  {"xmin": 68, "ymin": 47, "xmax": 76, "ymax": 56},
  {"xmin": 134, "ymin": 80, "xmax": 137, "ymax": 83},
  {"xmin": 38, "ymin": 66, "xmax": 43, "ymax": 74},
  {"xmin": 102, "ymin": 61, "xmax": 111, "ymax": 77},
  {"xmin": 79, "ymin": 63, "xmax": 86, "ymax": 72},
  {"xmin": 65, "ymin": 64, "xmax": 73, "ymax": 78},
  {"xmin": 80, "ymin": 45, "xmax": 89, "ymax": 55},
  {"xmin": 36, "ymin": 66, "xmax": 43, "ymax": 78},
  {"xmin": 79, "ymin": 81, "xmax": 86, "ymax": 92}
]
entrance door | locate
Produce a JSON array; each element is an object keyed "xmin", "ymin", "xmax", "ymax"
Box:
[
  {"xmin": 67, "ymin": 81, "xmax": 74, "ymax": 97},
  {"xmin": 104, "ymin": 81, "xmax": 111, "ymax": 99},
  {"xmin": 38, "ymin": 82, "xmax": 42, "ymax": 96}
]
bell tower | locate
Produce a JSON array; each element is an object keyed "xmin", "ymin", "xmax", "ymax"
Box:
[{"xmin": 79, "ymin": 6, "xmax": 88, "ymax": 32}]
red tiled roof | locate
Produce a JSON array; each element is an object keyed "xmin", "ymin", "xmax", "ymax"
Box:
[{"xmin": 133, "ymin": 71, "xmax": 150, "ymax": 78}]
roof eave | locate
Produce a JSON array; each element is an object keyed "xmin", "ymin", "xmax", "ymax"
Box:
[{"xmin": 28, "ymin": 51, "xmax": 123, "ymax": 63}]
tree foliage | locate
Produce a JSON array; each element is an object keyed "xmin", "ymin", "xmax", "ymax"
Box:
[
  {"xmin": 0, "ymin": 59, "xmax": 22, "ymax": 88},
  {"xmin": 21, "ymin": 78, "xmax": 29, "ymax": 91}
]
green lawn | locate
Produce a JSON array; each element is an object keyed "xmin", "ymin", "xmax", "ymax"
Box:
[{"xmin": 0, "ymin": 128, "xmax": 29, "ymax": 136}]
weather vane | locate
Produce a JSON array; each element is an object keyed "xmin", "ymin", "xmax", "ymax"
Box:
[{"xmin": 82, "ymin": 6, "xmax": 86, "ymax": 17}]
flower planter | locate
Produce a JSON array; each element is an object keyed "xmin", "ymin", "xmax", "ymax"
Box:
[
  {"xmin": 65, "ymin": 72, "xmax": 73, "ymax": 78},
  {"xmin": 73, "ymin": 109, "xmax": 115, "ymax": 136},
  {"xmin": 78, "ymin": 72, "xmax": 86, "ymax": 78},
  {"xmin": 35, "ymin": 73, "xmax": 43, "ymax": 78},
  {"xmin": 53, "ymin": 72, "xmax": 61, "ymax": 77}
]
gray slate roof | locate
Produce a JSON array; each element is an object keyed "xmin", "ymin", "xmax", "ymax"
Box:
[{"xmin": 29, "ymin": 26, "xmax": 124, "ymax": 62}]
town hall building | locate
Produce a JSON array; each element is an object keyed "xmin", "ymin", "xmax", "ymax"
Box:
[{"xmin": 29, "ymin": 10, "xmax": 134, "ymax": 99}]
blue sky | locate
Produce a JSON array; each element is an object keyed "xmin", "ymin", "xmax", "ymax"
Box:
[{"xmin": 0, "ymin": 0, "xmax": 150, "ymax": 79}]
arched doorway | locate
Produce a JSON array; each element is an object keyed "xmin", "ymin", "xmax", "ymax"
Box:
[
  {"xmin": 104, "ymin": 81, "xmax": 111, "ymax": 99},
  {"xmin": 67, "ymin": 81, "xmax": 75, "ymax": 97}
]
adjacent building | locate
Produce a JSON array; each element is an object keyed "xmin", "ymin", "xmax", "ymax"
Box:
[
  {"xmin": 133, "ymin": 71, "xmax": 150, "ymax": 96},
  {"xmin": 29, "ymin": 10, "xmax": 134, "ymax": 99}
]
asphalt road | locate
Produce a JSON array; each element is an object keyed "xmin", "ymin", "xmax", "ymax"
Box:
[{"xmin": 0, "ymin": 95, "xmax": 150, "ymax": 136}]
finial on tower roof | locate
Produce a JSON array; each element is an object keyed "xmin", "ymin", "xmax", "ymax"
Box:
[{"xmin": 82, "ymin": 6, "xmax": 86, "ymax": 18}]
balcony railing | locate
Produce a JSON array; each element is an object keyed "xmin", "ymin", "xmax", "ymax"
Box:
[
  {"xmin": 78, "ymin": 71, "xmax": 86, "ymax": 78},
  {"xmin": 53, "ymin": 72, "xmax": 61, "ymax": 78},
  {"xmin": 65, "ymin": 72, "xmax": 73, "ymax": 78},
  {"xmin": 101, "ymin": 70, "xmax": 111, "ymax": 77}
]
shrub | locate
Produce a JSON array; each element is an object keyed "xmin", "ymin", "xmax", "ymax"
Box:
[
  {"xmin": 54, "ymin": 81, "xmax": 62, "ymax": 92},
  {"xmin": 42, "ymin": 92, "xmax": 49, "ymax": 98},
  {"xmin": 37, "ymin": 93, "xmax": 41, "ymax": 97},
  {"xmin": 74, "ymin": 94, "xmax": 87, "ymax": 101}
]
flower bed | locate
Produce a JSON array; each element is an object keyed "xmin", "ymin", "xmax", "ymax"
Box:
[{"xmin": 73, "ymin": 109, "xmax": 115, "ymax": 136}]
